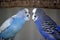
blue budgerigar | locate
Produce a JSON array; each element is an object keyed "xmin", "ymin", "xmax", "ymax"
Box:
[
  {"xmin": 32, "ymin": 8, "xmax": 60, "ymax": 40},
  {"xmin": 0, "ymin": 8, "xmax": 30, "ymax": 40}
]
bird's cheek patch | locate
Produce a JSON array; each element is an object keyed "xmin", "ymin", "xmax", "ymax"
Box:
[
  {"xmin": 25, "ymin": 13, "xmax": 30, "ymax": 21},
  {"xmin": 34, "ymin": 16, "xmax": 38, "ymax": 21},
  {"xmin": 32, "ymin": 14, "xmax": 38, "ymax": 21}
]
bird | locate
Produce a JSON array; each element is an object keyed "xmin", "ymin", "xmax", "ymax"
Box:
[
  {"xmin": 32, "ymin": 8, "xmax": 60, "ymax": 40},
  {"xmin": 0, "ymin": 8, "xmax": 30, "ymax": 40}
]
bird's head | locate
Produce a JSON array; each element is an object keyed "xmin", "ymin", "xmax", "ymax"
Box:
[
  {"xmin": 32, "ymin": 8, "xmax": 45, "ymax": 21},
  {"xmin": 16, "ymin": 8, "xmax": 30, "ymax": 21},
  {"xmin": 32, "ymin": 8, "xmax": 38, "ymax": 22}
]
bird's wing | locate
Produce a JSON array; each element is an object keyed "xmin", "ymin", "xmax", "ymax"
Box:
[
  {"xmin": 45, "ymin": 15, "xmax": 60, "ymax": 32},
  {"xmin": 55, "ymin": 25, "xmax": 60, "ymax": 32},
  {"xmin": 40, "ymin": 20, "xmax": 59, "ymax": 39},
  {"xmin": 0, "ymin": 15, "xmax": 16, "ymax": 33}
]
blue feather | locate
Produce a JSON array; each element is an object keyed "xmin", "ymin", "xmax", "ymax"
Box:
[
  {"xmin": 1, "ymin": 17, "xmax": 25, "ymax": 39},
  {"xmin": 0, "ymin": 8, "xmax": 30, "ymax": 40},
  {"xmin": 35, "ymin": 18, "xmax": 56, "ymax": 40},
  {"xmin": 32, "ymin": 8, "xmax": 60, "ymax": 40}
]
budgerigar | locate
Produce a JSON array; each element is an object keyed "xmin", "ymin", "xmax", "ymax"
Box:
[
  {"xmin": 32, "ymin": 8, "xmax": 60, "ymax": 40},
  {"xmin": 0, "ymin": 8, "xmax": 30, "ymax": 40}
]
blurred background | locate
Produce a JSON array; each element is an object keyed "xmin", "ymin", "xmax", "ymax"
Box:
[{"xmin": 0, "ymin": 8, "xmax": 60, "ymax": 40}]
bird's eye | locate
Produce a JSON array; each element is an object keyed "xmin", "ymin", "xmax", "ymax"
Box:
[
  {"xmin": 34, "ymin": 15, "xmax": 36, "ymax": 18},
  {"xmin": 25, "ymin": 11, "xmax": 30, "ymax": 14},
  {"xmin": 25, "ymin": 11, "xmax": 27, "ymax": 13},
  {"xmin": 32, "ymin": 14, "xmax": 38, "ymax": 21},
  {"xmin": 26, "ymin": 14, "xmax": 29, "ymax": 17}
]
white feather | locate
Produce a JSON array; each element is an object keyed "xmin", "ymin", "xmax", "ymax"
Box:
[
  {"xmin": 0, "ymin": 15, "xmax": 16, "ymax": 33},
  {"xmin": 32, "ymin": 8, "xmax": 37, "ymax": 14},
  {"xmin": 32, "ymin": 8, "xmax": 38, "ymax": 21}
]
